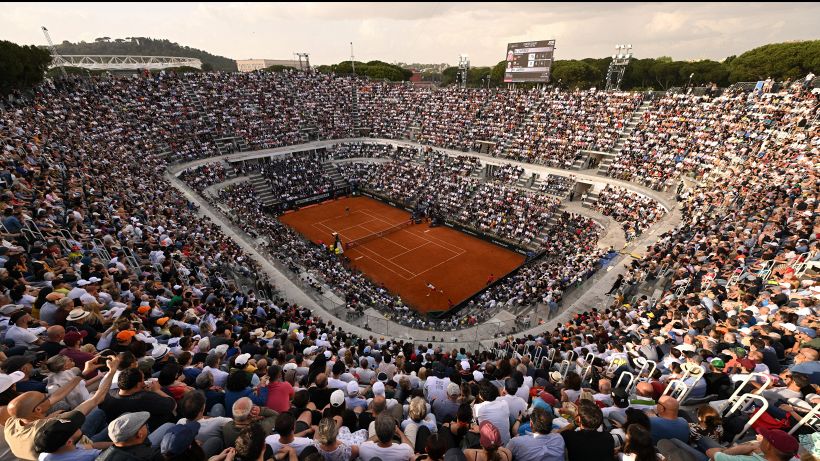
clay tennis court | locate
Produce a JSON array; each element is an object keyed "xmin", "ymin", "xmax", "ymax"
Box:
[{"xmin": 278, "ymin": 196, "xmax": 526, "ymax": 313}]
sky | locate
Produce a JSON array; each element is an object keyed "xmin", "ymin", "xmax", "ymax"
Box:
[{"xmin": 2, "ymin": 2, "xmax": 819, "ymax": 66}]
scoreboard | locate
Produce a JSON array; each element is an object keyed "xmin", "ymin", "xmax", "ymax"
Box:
[{"xmin": 503, "ymin": 40, "xmax": 555, "ymax": 83}]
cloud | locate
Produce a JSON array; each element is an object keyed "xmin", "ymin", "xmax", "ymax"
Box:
[{"xmin": 1, "ymin": 2, "xmax": 818, "ymax": 66}]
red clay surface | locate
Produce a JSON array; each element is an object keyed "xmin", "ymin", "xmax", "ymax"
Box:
[{"xmin": 278, "ymin": 196, "xmax": 525, "ymax": 313}]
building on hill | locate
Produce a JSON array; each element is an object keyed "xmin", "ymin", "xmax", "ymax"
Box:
[{"xmin": 236, "ymin": 59, "xmax": 302, "ymax": 72}]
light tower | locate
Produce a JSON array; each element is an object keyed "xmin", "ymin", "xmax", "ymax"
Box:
[
  {"xmin": 41, "ymin": 26, "xmax": 68, "ymax": 77},
  {"xmin": 458, "ymin": 54, "xmax": 470, "ymax": 89},
  {"xmin": 294, "ymin": 52, "xmax": 311, "ymax": 72},
  {"xmin": 605, "ymin": 44, "xmax": 632, "ymax": 91}
]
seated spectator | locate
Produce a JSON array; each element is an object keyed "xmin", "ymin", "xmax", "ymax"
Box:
[
  {"xmin": 649, "ymin": 396, "xmax": 689, "ymax": 445},
  {"xmin": 222, "ymin": 396, "xmax": 278, "ymax": 449},
  {"xmin": 98, "ymin": 368, "xmax": 176, "ymax": 433},
  {"xmin": 96, "ymin": 412, "xmax": 162, "ymax": 461},
  {"xmin": 560, "ymin": 400, "xmax": 615, "ymax": 461},
  {"xmin": 358, "ymin": 413, "xmax": 414, "ymax": 461},
  {"xmin": 506, "ymin": 406, "xmax": 564, "ymax": 461}
]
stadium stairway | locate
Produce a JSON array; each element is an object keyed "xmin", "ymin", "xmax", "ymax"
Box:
[
  {"xmin": 248, "ymin": 172, "xmax": 278, "ymax": 207},
  {"xmin": 322, "ymin": 162, "xmax": 347, "ymax": 189},
  {"xmin": 351, "ymin": 85, "xmax": 361, "ymax": 132},
  {"xmin": 570, "ymin": 151, "xmax": 590, "ymax": 170},
  {"xmin": 581, "ymin": 189, "xmax": 601, "ymax": 208},
  {"xmin": 598, "ymin": 99, "xmax": 652, "ymax": 175}
]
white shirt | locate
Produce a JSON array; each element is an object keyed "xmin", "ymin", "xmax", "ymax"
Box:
[
  {"xmin": 5, "ymin": 325, "xmax": 42, "ymax": 348},
  {"xmin": 202, "ymin": 366, "xmax": 229, "ymax": 388},
  {"xmin": 178, "ymin": 417, "xmax": 232, "ymax": 441},
  {"xmin": 67, "ymin": 287, "xmax": 87, "ymax": 300},
  {"xmin": 475, "ymin": 399, "xmax": 512, "ymax": 444},
  {"xmin": 358, "ymin": 440, "xmax": 414, "ymax": 461},
  {"xmin": 264, "ymin": 435, "xmax": 313, "ymax": 455},
  {"xmin": 499, "ymin": 394, "xmax": 527, "ymax": 420},
  {"xmin": 424, "ymin": 376, "xmax": 450, "ymax": 402}
]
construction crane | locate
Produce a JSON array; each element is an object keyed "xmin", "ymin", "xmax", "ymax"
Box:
[{"xmin": 41, "ymin": 26, "xmax": 68, "ymax": 76}]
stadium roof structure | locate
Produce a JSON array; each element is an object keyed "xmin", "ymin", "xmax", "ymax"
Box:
[{"xmin": 49, "ymin": 55, "xmax": 202, "ymax": 71}]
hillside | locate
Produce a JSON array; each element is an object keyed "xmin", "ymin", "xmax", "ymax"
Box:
[{"xmin": 53, "ymin": 37, "xmax": 237, "ymax": 71}]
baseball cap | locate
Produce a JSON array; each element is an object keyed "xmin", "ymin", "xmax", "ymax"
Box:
[
  {"xmin": 234, "ymin": 353, "xmax": 251, "ymax": 367},
  {"xmin": 156, "ymin": 317, "xmax": 170, "ymax": 326},
  {"xmin": 347, "ymin": 380, "xmax": 359, "ymax": 396},
  {"xmin": 63, "ymin": 329, "xmax": 88, "ymax": 346},
  {"xmin": 479, "ymin": 420, "xmax": 501, "ymax": 450},
  {"xmin": 108, "ymin": 412, "xmax": 151, "ymax": 443},
  {"xmin": 460, "ymin": 360, "xmax": 471, "ymax": 371},
  {"xmin": 758, "ymin": 428, "xmax": 799, "ymax": 455},
  {"xmin": 330, "ymin": 389, "xmax": 345, "ymax": 407},
  {"xmin": 538, "ymin": 391, "xmax": 557, "ymax": 407},
  {"xmin": 160, "ymin": 422, "xmax": 200, "ymax": 456},
  {"xmin": 0, "ymin": 371, "xmax": 25, "ymax": 393},
  {"xmin": 710, "ymin": 358, "xmax": 726, "ymax": 369},
  {"xmin": 2, "ymin": 355, "xmax": 34, "ymax": 374},
  {"xmin": 377, "ymin": 372, "xmax": 388, "ymax": 383},
  {"xmin": 447, "ymin": 382, "xmax": 461, "ymax": 397},
  {"xmin": 472, "ymin": 370, "xmax": 484, "ymax": 382},
  {"xmin": 33, "ymin": 411, "xmax": 85, "ymax": 453},
  {"xmin": 612, "ymin": 387, "xmax": 630, "ymax": 408},
  {"xmin": 116, "ymin": 330, "xmax": 136, "ymax": 342},
  {"xmin": 372, "ymin": 381, "xmax": 385, "ymax": 396},
  {"xmin": 739, "ymin": 359, "xmax": 755, "ymax": 371}
]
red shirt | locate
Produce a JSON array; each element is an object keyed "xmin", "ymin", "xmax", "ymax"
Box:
[{"xmin": 265, "ymin": 381, "xmax": 295, "ymax": 413}]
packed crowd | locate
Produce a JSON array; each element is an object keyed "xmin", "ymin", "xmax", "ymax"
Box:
[
  {"xmin": 593, "ymin": 186, "xmax": 667, "ymax": 242},
  {"xmin": 179, "ymin": 163, "xmax": 230, "ymax": 194},
  {"xmin": 539, "ymin": 174, "xmax": 576, "ymax": 198},
  {"xmin": 358, "ymin": 84, "xmax": 642, "ymax": 169},
  {"xmin": 258, "ymin": 154, "xmax": 335, "ymax": 204},
  {"xmin": 494, "ymin": 90, "xmax": 643, "ymax": 168},
  {"xmin": 186, "ymin": 70, "xmax": 356, "ymax": 149},
  {"xmin": 605, "ymin": 86, "xmax": 818, "ymax": 191},
  {"xmin": 0, "ymin": 70, "xmax": 814, "ymax": 461}
]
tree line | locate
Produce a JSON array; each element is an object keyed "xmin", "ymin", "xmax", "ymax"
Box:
[
  {"xmin": 0, "ymin": 40, "xmax": 52, "ymax": 97},
  {"xmin": 445, "ymin": 41, "xmax": 819, "ymax": 90},
  {"xmin": 2, "ymin": 39, "xmax": 816, "ymax": 98}
]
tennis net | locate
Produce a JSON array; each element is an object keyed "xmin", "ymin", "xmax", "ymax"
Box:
[{"xmin": 346, "ymin": 220, "xmax": 414, "ymax": 249}]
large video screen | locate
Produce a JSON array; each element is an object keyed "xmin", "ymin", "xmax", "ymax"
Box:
[{"xmin": 503, "ymin": 40, "xmax": 555, "ymax": 83}]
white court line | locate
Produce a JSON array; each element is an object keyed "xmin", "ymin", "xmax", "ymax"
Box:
[
  {"xmin": 354, "ymin": 245, "xmax": 417, "ymax": 280},
  {"xmin": 406, "ymin": 228, "xmax": 466, "ymax": 256},
  {"xmin": 315, "ymin": 208, "xmax": 375, "ymax": 225},
  {"xmin": 413, "ymin": 251, "xmax": 467, "ymax": 278},
  {"xmin": 357, "ymin": 209, "xmax": 467, "ymax": 255},
  {"xmin": 319, "ymin": 206, "xmax": 471, "ymax": 282},
  {"xmin": 313, "ymin": 221, "xmax": 353, "ymax": 242},
  {"xmin": 389, "ymin": 241, "xmax": 429, "ymax": 260},
  {"xmin": 357, "ymin": 221, "xmax": 412, "ymax": 251},
  {"xmin": 334, "ymin": 218, "xmax": 383, "ymax": 233}
]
